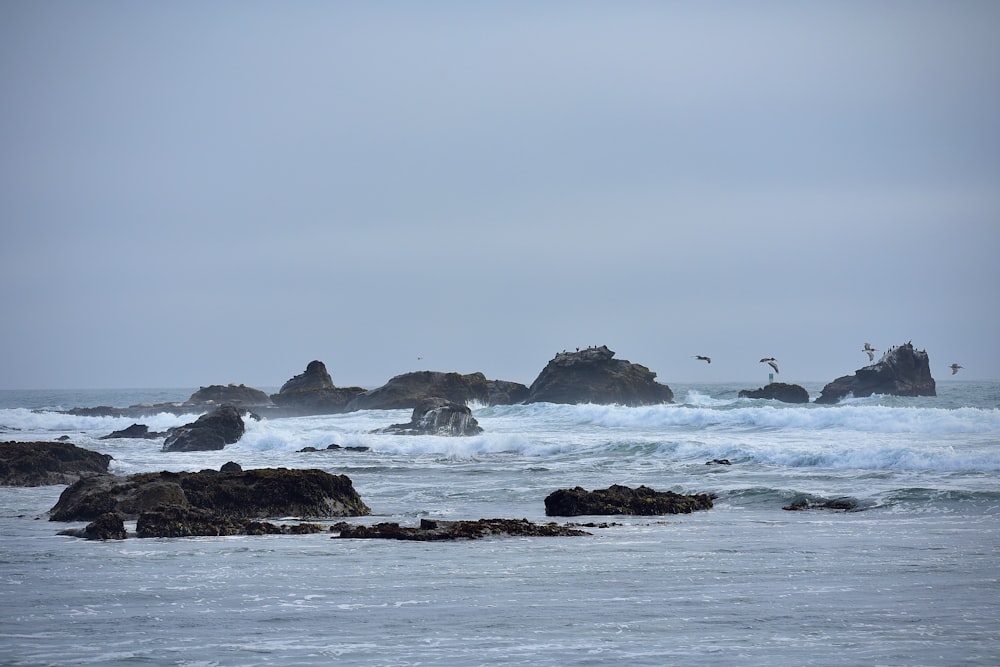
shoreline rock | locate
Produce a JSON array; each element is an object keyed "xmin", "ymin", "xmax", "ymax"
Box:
[{"xmin": 1, "ymin": 441, "xmax": 113, "ymax": 487}]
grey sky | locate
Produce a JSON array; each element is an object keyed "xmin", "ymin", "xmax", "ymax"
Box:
[{"xmin": 2, "ymin": 2, "xmax": 999, "ymax": 390}]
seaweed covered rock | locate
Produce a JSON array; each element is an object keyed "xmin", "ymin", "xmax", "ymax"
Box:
[
  {"xmin": 347, "ymin": 371, "xmax": 492, "ymax": 411},
  {"xmin": 738, "ymin": 382, "xmax": 810, "ymax": 403},
  {"xmin": 334, "ymin": 518, "xmax": 590, "ymax": 541},
  {"xmin": 48, "ymin": 468, "xmax": 371, "ymax": 522},
  {"xmin": 525, "ymin": 346, "xmax": 674, "ymax": 406},
  {"xmin": 1, "ymin": 441, "xmax": 113, "ymax": 486},
  {"xmin": 544, "ymin": 484, "xmax": 714, "ymax": 516},
  {"xmin": 375, "ymin": 398, "xmax": 483, "ymax": 436},
  {"xmin": 815, "ymin": 342, "xmax": 936, "ymax": 404},
  {"xmin": 162, "ymin": 405, "xmax": 245, "ymax": 452}
]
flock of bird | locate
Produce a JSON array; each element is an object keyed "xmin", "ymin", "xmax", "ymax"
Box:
[{"xmin": 692, "ymin": 343, "xmax": 965, "ymax": 375}]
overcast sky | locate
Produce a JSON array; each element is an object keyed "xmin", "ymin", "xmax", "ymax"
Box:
[{"xmin": 2, "ymin": 2, "xmax": 998, "ymax": 390}]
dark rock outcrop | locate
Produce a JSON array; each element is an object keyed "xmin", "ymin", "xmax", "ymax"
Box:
[
  {"xmin": 738, "ymin": 382, "xmax": 810, "ymax": 403},
  {"xmin": 162, "ymin": 405, "xmax": 245, "ymax": 452},
  {"xmin": 334, "ymin": 518, "xmax": 590, "ymax": 541},
  {"xmin": 99, "ymin": 423, "xmax": 163, "ymax": 440},
  {"xmin": 134, "ymin": 506, "xmax": 327, "ymax": 538},
  {"xmin": 486, "ymin": 380, "xmax": 530, "ymax": 405},
  {"xmin": 525, "ymin": 346, "xmax": 674, "ymax": 406},
  {"xmin": 58, "ymin": 511, "xmax": 128, "ymax": 540},
  {"xmin": 184, "ymin": 384, "xmax": 273, "ymax": 409},
  {"xmin": 269, "ymin": 360, "xmax": 367, "ymax": 415},
  {"xmin": 375, "ymin": 398, "xmax": 483, "ymax": 436},
  {"xmin": 783, "ymin": 496, "xmax": 861, "ymax": 512},
  {"xmin": 1, "ymin": 441, "xmax": 112, "ymax": 486},
  {"xmin": 346, "ymin": 371, "xmax": 492, "ymax": 411},
  {"xmin": 544, "ymin": 484, "xmax": 714, "ymax": 516},
  {"xmin": 815, "ymin": 342, "xmax": 936, "ymax": 404},
  {"xmin": 49, "ymin": 468, "xmax": 370, "ymax": 522}
]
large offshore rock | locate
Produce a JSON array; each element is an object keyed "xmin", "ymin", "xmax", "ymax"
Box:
[
  {"xmin": 738, "ymin": 382, "xmax": 810, "ymax": 403},
  {"xmin": 0, "ymin": 441, "xmax": 112, "ymax": 486},
  {"xmin": 815, "ymin": 342, "xmax": 936, "ymax": 404},
  {"xmin": 375, "ymin": 397, "xmax": 484, "ymax": 436},
  {"xmin": 525, "ymin": 346, "xmax": 674, "ymax": 406},
  {"xmin": 183, "ymin": 384, "xmax": 274, "ymax": 409},
  {"xmin": 347, "ymin": 371, "xmax": 492, "ymax": 411},
  {"xmin": 269, "ymin": 360, "xmax": 366, "ymax": 415},
  {"xmin": 162, "ymin": 405, "xmax": 245, "ymax": 452},
  {"xmin": 48, "ymin": 467, "xmax": 371, "ymax": 522},
  {"xmin": 544, "ymin": 484, "xmax": 714, "ymax": 516}
]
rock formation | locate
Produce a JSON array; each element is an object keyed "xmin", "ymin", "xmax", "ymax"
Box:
[
  {"xmin": 347, "ymin": 371, "xmax": 492, "ymax": 411},
  {"xmin": 815, "ymin": 342, "xmax": 936, "ymax": 404},
  {"xmin": 99, "ymin": 424, "xmax": 164, "ymax": 440},
  {"xmin": 48, "ymin": 467, "xmax": 371, "ymax": 522},
  {"xmin": 184, "ymin": 384, "xmax": 274, "ymax": 409},
  {"xmin": 1, "ymin": 441, "xmax": 112, "ymax": 486},
  {"xmin": 525, "ymin": 346, "xmax": 674, "ymax": 406},
  {"xmin": 544, "ymin": 484, "xmax": 714, "ymax": 516},
  {"xmin": 375, "ymin": 397, "xmax": 484, "ymax": 436},
  {"xmin": 738, "ymin": 382, "xmax": 810, "ymax": 403},
  {"xmin": 162, "ymin": 404, "xmax": 246, "ymax": 452},
  {"xmin": 333, "ymin": 518, "xmax": 590, "ymax": 541},
  {"xmin": 269, "ymin": 360, "xmax": 367, "ymax": 415}
]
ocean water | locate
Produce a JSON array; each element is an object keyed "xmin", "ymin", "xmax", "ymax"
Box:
[{"xmin": 1, "ymin": 382, "xmax": 999, "ymax": 666}]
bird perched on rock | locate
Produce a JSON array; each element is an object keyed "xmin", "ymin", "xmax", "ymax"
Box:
[
  {"xmin": 862, "ymin": 342, "xmax": 877, "ymax": 362},
  {"xmin": 759, "ymin": 357, "xmax": 779, "ymax": 374},
  {"xmin": 693, "ymin": 355, "xmax": 711, "ymax": 364},
  {"xmin": 950, "ymin": 363, "xmax": 963, "ymax": 375}
]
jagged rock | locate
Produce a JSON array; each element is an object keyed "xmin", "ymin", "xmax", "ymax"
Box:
[
  {"xmin": 184, "ymin": 384, "xmax": 273, "ymax": 408},
  {"xmin": 48, "ymin": 468, "xmax": 371, "ymax": 522},
  {"xmin": 525, "ymin": 346, "xmax": 674, "ymax": 406},
  {"xmin": 269, "ymin": 360, "xmax": 367, "ymax": 415},
  {"xmin": 1, "ymin": 441, "xmax": 113, "ymax": 487},
  {"xmin": 347, "ymin": 371, "xmax": 491, "ymax": 411},
  {"xmin": 544, "ymin": 484, "xmax": 714, "ymax": 516},
  {"xmin": 815, "ymin": 342, "xmax": 936, "ymax": 404},
  {"xmin": 375, "ymin": 398, "xmax": 483, "ymax": 436},
  {"xmin": 738, "ymin": 382, "xmax": 810, "ymax": 403},
  {"xmin": 162, "ymin": 405, "xmax": 245, "ymax": 452},
  {"xmin": 99, "ymin": 423, "xmax": 163, "ymax": 440},
  {"xmin": 334, "ymin": 518, "xmax": 590, "ymax": 541}
]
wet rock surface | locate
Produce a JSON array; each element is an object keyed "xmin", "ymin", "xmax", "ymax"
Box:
[
  {"xmin": 544, "ymin": 484, "xmax": 715, "ymax": 516},
  {"xmin": 1, "ymin": 441, "xmax": 113, "ymax": 487},
  {"xmin": 333, "ymin": 518, "xmax": 591, "ymax": 540}
]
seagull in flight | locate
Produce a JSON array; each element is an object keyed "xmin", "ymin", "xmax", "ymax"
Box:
[
  {"xmin": 759, "ymin": 357, "xmax": 779, "ymax": 374},
  {"xmin": 693, "ymin": 355, "xmax": 711, "ymax": 364},
  {"xmin": 950, "ymin": 363, "xmax": 963, "ymax": 375},
  {"xmin": 862, "ymin": 342, "xmax": 877, "ymax": 362}
]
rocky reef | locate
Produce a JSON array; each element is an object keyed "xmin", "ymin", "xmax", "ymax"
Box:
[
  {"xmin": 1, "ymin": 441, "xmax": 113, "ymax": 487},
  {"xmin": 525, "ymin": 346, "xmax": 674, "ymax": 406},
  {"xmin": 375, "ymin": 397, "xmax": 483, "ymax": 436},
  {"xmin": 48, "ymin": 467, "xmax": 371, "ymax": 522},
  {"xmin": 333, "ymin": 518, "xmax": 590, "ymax": 541},
  {"xmin": 544, "ymin": 484, "xmax": 714, "ymax": 516},
  {"xmin": 815, "ymin": 342, "xmax": 936, "ymax": 404},
  {"xmin": 738, "ymin": 382, "xmax": 810, "ymax": 403}
]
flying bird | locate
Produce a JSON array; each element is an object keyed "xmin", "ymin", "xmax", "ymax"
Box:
[
  {"xmin": 759, "ymin": 357, "xmax": 779, "ymax": 374},
  {"xmin": 694, "ymin": 355, "xmax": 711, "ymax": 364},
  {"xmin": 950, "ymin": 363, "xmax": 963, "ymax": 375},
  {"xmin": 862, "ymin": 342, "xmax": 877, "ymax": 362}
]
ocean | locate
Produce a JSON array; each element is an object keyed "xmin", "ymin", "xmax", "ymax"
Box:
[{"xmin": 2, "ymin": 382, "xmax": 999, "ymax": 666}]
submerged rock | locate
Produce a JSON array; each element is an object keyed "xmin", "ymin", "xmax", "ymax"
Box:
[
  {"xmin": 375, "ymin": 398, "xmax": 484, "ymax": 436},
  {"xmin": 815, "ymin": 342, "xmax": 936, "ymax": 404},
  {"xmin": 544, "ymin": 484, "xmax": 714, "ymax": 516},
  {"xmin": 162, "ymin": 405, "xmax": 245, "ymax": 452},
  {"xmin": 334, "ymin": 518, "xmax": 590, "ymax": 541},
  {"xmin": 48, "ymin": 467, "xmax": 371, "ymax": 522},
  {"xmin": 0, "ymin": 441, "xmax": 113, "ymax": 487},
  {"xmin": 738, "ymin": 382, "xmax": 810, "ymax": 403},
  {"xmin": 525, "ymin": 346, "xmax": 674, "ymax": 406}
]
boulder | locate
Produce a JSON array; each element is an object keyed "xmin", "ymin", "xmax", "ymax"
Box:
[
  {"xmin": 162, "ymin": 405, "xmax": 245, "ymax": 452},
  {"xmin": 738, "ymin": 382, "xmax": 810, "ymax": 403},
  {"xmin": 1, "ymin": 441, "xmax": 113, "ymax": 487},
  {"xmin": 375, "ymin": 397, "xmax": 484, "ymax": 436},
  {"xmin": 525, "ymin": 346, "xmax": 674, "ymax": 406},
  {"xmin": 334, "ymin": 518, "xmax": 590, "ymax": 541},
  {"xmin": 48, "ymin": 468, "xmax": 371, "ymax": 522},
  {"xmin": 815, "ymin": 342, "xmax": 936, "ymax": 404},
  {"xmin": 183, "ymin": 384, "xmax": 273, "ymax": 409},
  {"xmin": 58, "ymin": 511, "xmax": 128, "ymax": 540},
  {"xmin": 269, "ymin": 360, "xmax": 367, "ymax": 415},
  {"xmin": 346, "ymin": 371, "xmax": 491, "ymax": 411},
  {"xmin": 544, "ymin": 484, "xmax": 714, "ymax": 516}
]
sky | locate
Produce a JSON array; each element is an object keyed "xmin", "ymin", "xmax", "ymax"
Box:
[{"xmin": 2, "ymin": 2, "xmax": 999, "ymax": 390}]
